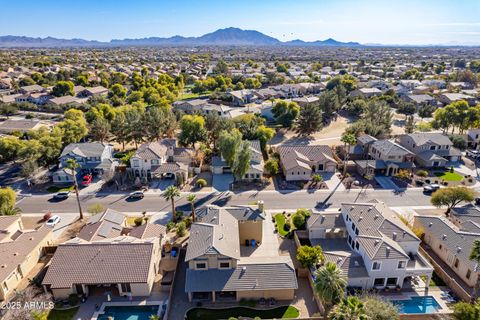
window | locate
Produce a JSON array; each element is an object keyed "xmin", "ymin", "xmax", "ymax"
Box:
[
  {"xmin": 372, "ymin": 261, "xmax": 381, "ymax": 270},
  {"xmin": 374, "ymin": 278, "xmax": 385, "ymax": 287},
  {"xmin": 439, "ymin": 244, "xmax": 442, "ymax": 250},
  {"xmin": 429, "ymin": 145, "xmax": 436, "ymax": 150},
  {"xmin": 121, "ymin": 283, "xmax": 131, "ymax": 293},
  {"xmin": 318, "ymin": 164, "xmax": 324, "ymax": 171},
  {"xmin": 398, "ymin": 261, "xmax": 406, "ymax": 269},
  {"xmin": 386, "ymin": 277, "xmax": 398, "ymax": 286},
  {"xmin": 2, "ymin": 282, "xmax": 8, "ymax": 292},
  {"xmin": 219, "ymin": 262, "xmax": 230, "ymax": 269},
  {"xmin": 133, "ymin": 159, "xmax": 139, "ymax": 167},
  {"xmin": 355, "ymin": 241, "xmax": 360, "ymax": 250},
  {"xmin": 196, "ymin": 263, "xmax": 207, "ymax": 269},
  {"xmin": 151, "ymin": 159, "xmax": 159, "ymax": 165},
  {"xmin": 355, "ymin": 228, "xmax": 359, "ymax": 235},
  {"xmin": 466, "ymin": 269, "xmax": 472, "ymax": 279},
  {"xmin": 454, "ymin": 258, "xmax": 459, "ymax": 268}
]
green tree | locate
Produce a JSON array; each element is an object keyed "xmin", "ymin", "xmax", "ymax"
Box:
[
  {"xmin": 431, "ymin": 186, "xmax": 475, "ymax": 215},
  {"xmin": 341, "ymin": 133, "xmax": 356, "ymax": 176},
  {"xmin": 66, "ymin": 158, "xmax": 83, "ymax": 220},
  {"xmin": 108, "ymin": 83, "xmax": 127, "ymax": 99},
  {"xmin": 0, "ymin": 136, "xmax": 24, "ymax": 162},
  {"xmin": 0, "ymin": 187, "xmax": 16, "ymax": 213},
  {"xmin": 0, "ymin": 104, "xmax": 18, "ymax": 119},
  {"xmin": 297, "ymin": 104, "xmax": 323, "ymax": 136},
  {"xmin": 162, "ymin": 185, "xmax": 181, "ymax": 223},
  {"xmin": 346, "ymin": 99, "xmax": 366, "ymax": 116},
  {"xmin": 469, "ymin": 240, "xmax": 480, "ymax": 299},
  {"xmin": 218, "ymin": 129, "xmax": 243, "ymax": 167},
  {"xmin": 187, "ymin": 194, "xmax": 197, "ymax": 222},
  {"xmin": 90, "ymin": 117, "xmax": 111, "ymax": 143},
  {"xmin": 317, "ymin": 90, "xmax": 341, "ymax": 119},
  {"xmin": 363, "ymin": 295, "xmax": 399, "ymax": 320},
  {"xmin": 264, "ymin": 158, "xmax": 279, "ymax": 176},
  {"xmin": 418, "ymin": 105, "xmax": 436, "ymax": 119},
  {"xmin": 178, "ymin": 115, "xmax": 207, "ymax": 147},
  {"xmin": 205, "ymin": 113, "xmax": 234, "ymax": 150},
  {"xmin": 143, "ymin": 106, "xmax": 177, "ymax": 141},
  {"xmin": 292, "ymin": 213, "xmax": 306, "ymax": 228},
  {"xmin": 232, "ymin": 141, "xmax": 252, "ymax": 181},
  {"xmin": 314, "ymin": 262, "xmax": 347, "ymax": 319},
  {"xmin": 59, "ymin": 109, "xmax": 88, "ymax": 144},
  {"xmin": 233, "ymin": 114, "xmax": 265, "ymax": 140},
  {"xmin": 255, "ymin": 125, "xmax": 275, "ymax": 153},
  {"xmin": 272, "ymin": 100, "xmax": 300, "ymax": 127},
  {"xmin": 52, "ymin": 81, "xmax": 74, "ymax": 97},
  {"xmin": 328, "ymin": 296, "xmax": 368, "ymax": 320},
  {"xmin": 453, "ymin": 299, "xmax": 480, "ymax": 320},
  {"xmin": 296, "ymin": 245, "xmax": 324, "ymax": 268},
  {"xmin": 397, "ymin": 102, "xmax": 416, "ymax": 119}
]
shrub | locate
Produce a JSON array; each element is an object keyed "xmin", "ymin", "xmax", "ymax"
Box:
[
  {"xmin": 450, "ymin": 166, "xmax": 454, "ymax": 173},
  {"xmin": 296, "ymin": 208, "xmax": 311, "ymax": 217},
  {"xmin": 284, "ymin": 221, "xmax": 291, "ymax": 231},
  {"xmin": 68, "ymin": 294, "xmax": 79, "ymax": 306},
  {"xmin": 296, "ymin": 245, "xmax": 324, "ymax": 268},
  {"xmin": 292, "ymin": 213, "xmax": 306, "ymax": 228},
  {"xmin": 134, "ymin": 217, "xmax": 143, "ymax": 226},
  {"xmin": 196, "ymin": 178, "xmax": 207, "ymax": 188},
  {"xmin": 264, "ymin": 158, "xmax": 279, "ymax": 175},
  {"xmin": 87, "ymin": 203, "xmax": 105, "ymax": 215},
  {"xmin": 176, "ymin": 221, "xmax": 186, "ymax": 237},
  {"xmin": 183, "ymin": 216, "xmax": 192, "ymax": 228},
  {"xmin": 416, "ymin": 170, "xmax": 428, "ymax": 177},
  {"xmin": 312, "ymin": 173, "xmax": 323, "ymax": 183},
  {"xmin": 166, "ymin": 221, "xmax": 175, "ymax": 231},
  {"xmin": 175, "ymin": 211, "xmax": 184, "ymax": 220}
]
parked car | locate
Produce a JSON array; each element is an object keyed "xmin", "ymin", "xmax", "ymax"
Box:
[
  {"xmin": 81, "ymin": 174, "xmax": 93, "ymax": 186},
  {"xmin": 423, "ymin": 184, "xmax": 441, "ymax": 194},
  {"xmin": 45, "ymin": 215, "xmax": 61, "ymax": 227},
  {"xmin": 53, "ymin": 191, "xmax": 70, "ymax": 199},
  {"xmin": 129, "ymin": 191, "xmax": 144, "ymax": 199},
  {"xmin": 466, "ymin": 149, "xmax": 480, "ymax": 159},
  {"xmin": 475, "ymin": 197, "xmax": 480, "ymax": 205}
]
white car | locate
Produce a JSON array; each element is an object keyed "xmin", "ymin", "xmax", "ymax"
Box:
[{"xmin": 46, "ymin": 215, "xmax": 61, "ymax": 227}]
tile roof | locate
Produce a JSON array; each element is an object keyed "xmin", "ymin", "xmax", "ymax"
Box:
[
  {"xmin": 42, "ymin": 239, "xmax": 155, "ymax": 289},
  {"xmin": 60, "ymin": 143, "xmax": 110, "ymax": 158},
  {"xmin": 129, "ymin": 223, "xmax": 166, "ymax": 240},
  {"xmin": 307, "ymin": 212, "xmax": 345, "ymax": 230},
  {"xmin": 277, "ymin": 145, "xmax": 336, "ymax": 171}
]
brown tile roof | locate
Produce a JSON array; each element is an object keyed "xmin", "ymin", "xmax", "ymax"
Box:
[
  {"xmin": 42, "ymin": 240, "xmax": 155, "ymax": 289},
  {"xmin": 277, "ymin": 145, "xmax": 336, "ymax": 171},
  {"xmin": 129, "ymin": 224, "xmax": 166, "ymax": 240}
]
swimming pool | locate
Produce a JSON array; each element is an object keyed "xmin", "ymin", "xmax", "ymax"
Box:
[
  {"xmin": 391, "ymin": 296, "xmax": 442, "ymax": 314},
  {"xmin": 97, "ymin": 305, "xmax": 159, "ymax": 320}
]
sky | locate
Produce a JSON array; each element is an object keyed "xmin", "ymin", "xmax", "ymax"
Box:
[{"xmin": 1, "ymin": 0, "xmax": 480, "ymax": 45}]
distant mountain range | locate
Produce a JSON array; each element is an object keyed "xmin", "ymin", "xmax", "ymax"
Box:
[{"xmin": 0, "ymin": 27, "xmax": 362, "ymax": 48}]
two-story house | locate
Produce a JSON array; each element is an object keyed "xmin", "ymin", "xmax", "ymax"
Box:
[
  {"xmin": 354, "ymin": 137, "xmax": 415, "ymax": 176},
  {"xmin": 307, "ymin": 201, "xmax": 433, "ymax": 290},
  {"xmin": 0, "ymin": 216, "xmax": 53, "ymax": 301},
  {"xmin": 185, "ymin": 205, "xmax": 298, "ymax": 302},
  {"xmin": 414, "ymin": 209, "xmax": 480, "ymax": 301},
  {"xmin": 397, "ymin": 133, "xmax": 461, "ymax": 168},
  {"xmin": 52, "ymin": 143, "xmax": 118, "ymax": 185},
  {"xmin": 276, "ymin": 145, "xmax": 337, "ymax": 181},
  {"xmin": 467, "ymin": 129, "xmax": 480, "ymax": 150},
  {"xmin": 130, "ymin": 139, "xmax": 193, "ymax": 181}
]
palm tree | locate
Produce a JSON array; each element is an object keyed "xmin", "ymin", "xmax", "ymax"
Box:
[
  {"xmin": 340, "ymin": 133, "xmax": 356, "ymax": 177},
  {"xmin": 187, "ymin": 194, "xmax": 197, "ymax": 222},
  {"xmin": 162, "ymin": 185, "xmax": 180, "ymax": 222},
  {"xmin": 470, "ymin": 239, "xmax": 480, "ymax": 299},
  {"xmin": 66, "ymin": 158, "xmax": 84, "ymax": 220},
  {"xmin": 328, "ymin": 296, "xmax": 368, "ymax": 320},
  {"xmin": 0, "ymin": 205, "xmax": 21, "ymax": 216},
  {"xmin": 314, "ymin": 261, "xmax": 347, "ymax": 320}
]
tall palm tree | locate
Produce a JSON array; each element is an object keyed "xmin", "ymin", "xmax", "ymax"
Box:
[
  {"xmin": 162, "ymin": 185, "xmax": 180, "ymax": 222},
  {"xmin": 66, "ymin": 158, "xmax": 83, "ymax": 220},
  {"xmin": 314, "ymin": 261, "xmax": 347, "ymax": 320},
  {"xmin": 340, "ymin": 133, "xmax": 356, "ymax": 177},
  {"xmin": 187, "ymin": 194, "xmax": 197, "ymax": 222},
  {"xmin": 328, "ymin": 296, "xmax": 368, "ymax": 320},
  {"xmin": 469, "ymin": 239, "xmax": 480, "ymax": 299}
]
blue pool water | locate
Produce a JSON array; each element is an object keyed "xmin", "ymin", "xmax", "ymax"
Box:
[
  {"xmin": 97, "ymin": 305, "xmax": 159, "ymax": 320},
  {"xmin": 391, "ymin": 296, "xmax": 442, "ymax": 314}
]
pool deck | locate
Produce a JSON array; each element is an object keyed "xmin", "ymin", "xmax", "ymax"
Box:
[
  {"xmin": 91, "ymin": 300, "xmax": 164, "ymax": 320},
  {"xmin": 382, "ymin": 287, "xmax": 453, "ymax": 314}
]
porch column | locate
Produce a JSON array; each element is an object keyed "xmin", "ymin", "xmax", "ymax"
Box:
[
  {"xmin": 82, "ymin": 284, "xmax": 88, "ymax": 296},
  {"xmin": 188, "ymin": 292, "xmax": 192, "ymax": 302},
  {"xmin": 425, "ymin": 274, "xmax": 431, "ymax": 294},
  {"xmin": 212, "ymin": 291, "xmax": 216, "ymax": 303}
]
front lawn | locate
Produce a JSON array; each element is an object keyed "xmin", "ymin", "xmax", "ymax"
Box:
[
  {"xmin": 46, "ymin": 185, "xmax": 74, "ymax": 193},
  {"xmin": 274, "ymin": 213, "xmax": 290, "ymax": 237},
  {"xmin": 433, "ymin": 171, "xmax": 463, "ymax": 182},
  {"xmin": 186, "ymin": 306, "xmax": 299, "ymax": 320},
  {"xmin": 47, "ymin": 307, "xmax": 79, "ymax": 320}
]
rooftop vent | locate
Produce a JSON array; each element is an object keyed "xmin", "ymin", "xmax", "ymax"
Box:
[
  {"xmin": 442, "ymin": 234, "xmax": 447, "ymax": 240},
  {"xmin": 429, "ymin": 222, "xmax": 433, "ymax": 227},
  {"xmin": 350, "ymin": 206, "xmax": 354, "ymax": 211},
  {"xmin": 393, "ymin": 232, "xmax": 397, "ymax": 240},
  {"xmin": 354, "ymin": 260, "xmax": 360, "ymax": 267},
  {"xmin": 374, "ymin": 214, "xmax": 379, "ymax": 220},
  {"xmin": 359, "ymin": 216, "xmax": 363, "ymax": 221},
  {"xmin": 386, "ymin": 247, "xmax": 391, "ymax": 255},
  {"xmin": 457, "ymin": 247, "xmax": 462, "ymax": 253},
  {"xmin": 374, "ymin": 239, "xmax": 380, "ymax": 245}
]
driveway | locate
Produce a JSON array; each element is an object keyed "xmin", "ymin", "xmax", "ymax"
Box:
[
  {"xmin": 149, "ymin": 179, "xmax": 175, "ymax": 192},
  {"xmin": 212, "ymin": 173, "xmax": 233, "ymax": 192},
  {"xmin": 322, "ymin": 172, "xmax": 345, "ymax": 192},
  {"xmin": 51, "ymin": 213, "xmax": 78, "ymax": 239},
  {"xmin": 375, "ymin": 175, "xmax": 400, "ymax": 191}
]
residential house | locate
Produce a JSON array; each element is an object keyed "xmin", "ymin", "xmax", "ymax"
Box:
[
  {"xmin": 414, "ymin": 210, "xmax": 480, "ymax": 299},
  {"xmin": 172, "ymin": 99, "xmax": 208, "ymax": 114},
  {"xmin": 52, "ymin": 143, "xmax": 118, "ymax": 185},
  {"xmin": 397, "ymin": 133, "xmax": 461, "ymax": 167},
  {"xmin": 404, "ymin": 94, "xmax": 437, "ymax": 107},
  {"xmin": 349, "ymin": 88, "xmax": 382, "ymax": 98},
  {"xmin": 354, "ymin": 137, "xmax": 415, "ymax": 176},
  {"xmin": 467, "ymin": 129, "xmax": 480, "ymax": 150},
  {"xmin": 185, "ymin": 205, "xmax": 298, "ymax": 302},
  {"xmin": 438, "ymin": 93, "xmax": 477, "ymax": 106},
  {"xmin": 18, "ymin": 84, "xmax": 45, "ymax": 95},
  {"xmin": 0, "ymin": 119, "xmax": 48, "ymax": 134},
  {"xmin": 277, "ymin": 145, "xmax": 337, "ymax": 181},
  {"xmin": 211, "ymin": 140, "xmax": 264, "ymax": 181},
  {"xmin": 130, "ymin": 139, "xmax": 193, "ymax": 180},
  {"xmin": 78, "ymin": 86, "xmax": 108, "ymax": 98},
  {"xmin": 228, "ymin": 90, "xmax": 257, "ymax": 106},
  {"xmin": 0, "ymin": 216, "xmax": 53, "ymax": 301},
  {"xmin": 308, "ymin": 201, "xmax": 433, "ymax": 290}
]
